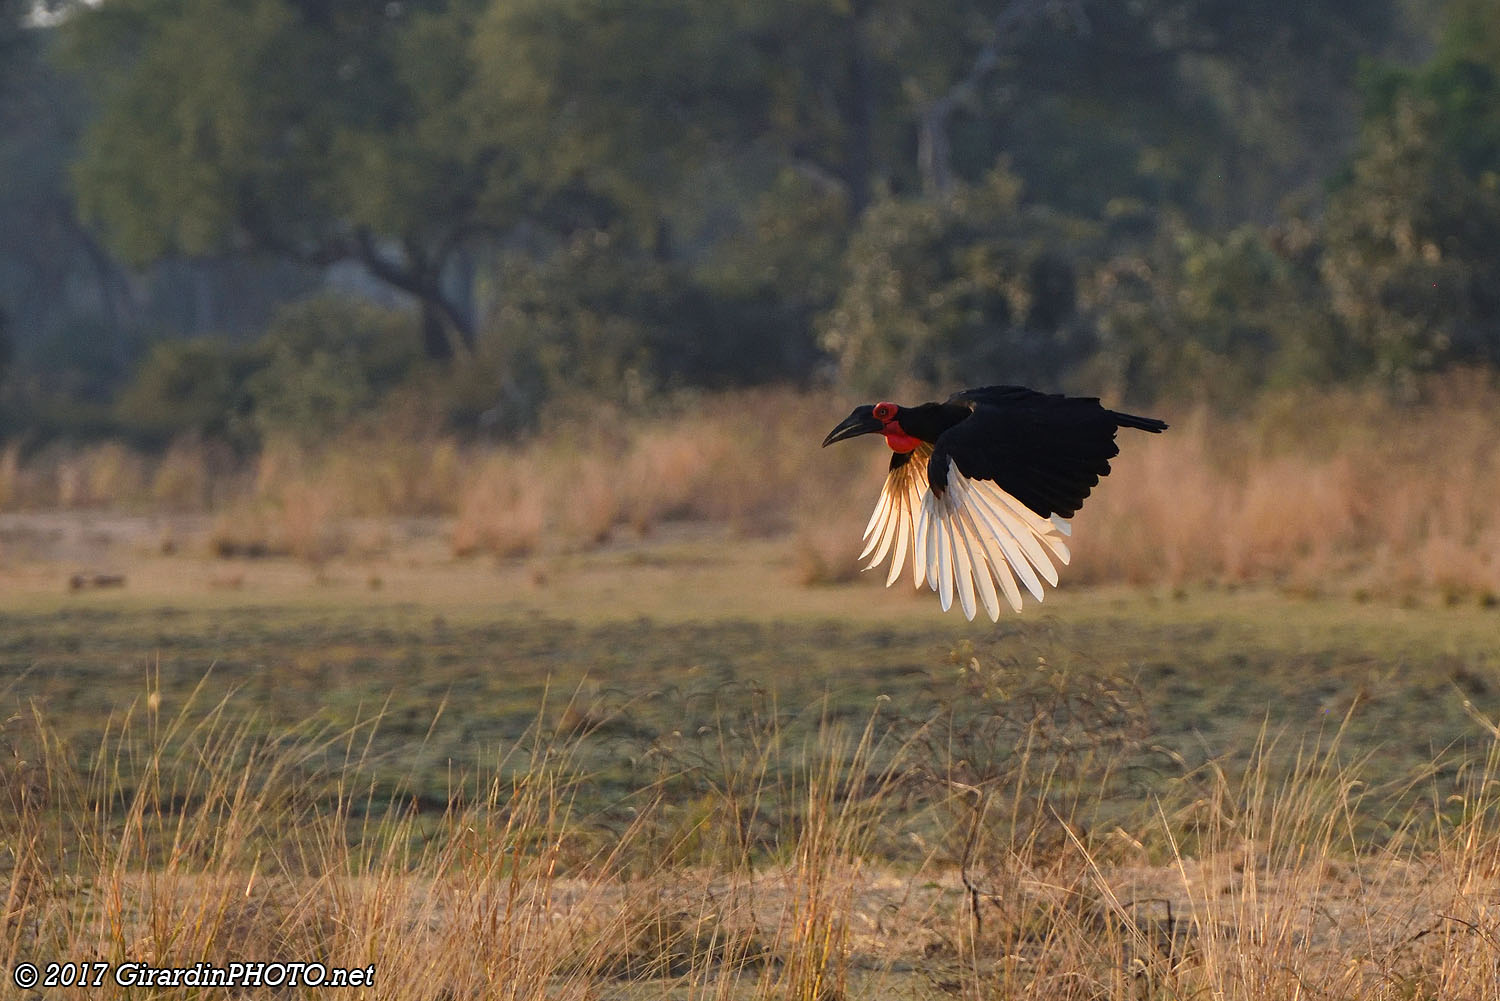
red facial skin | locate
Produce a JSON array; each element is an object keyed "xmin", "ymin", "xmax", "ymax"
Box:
[{"xmin": 873, "ymin": 401, "xmax": 922, "ymax": 454}]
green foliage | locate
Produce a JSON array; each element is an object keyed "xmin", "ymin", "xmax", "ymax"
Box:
[
  {"xmin": 62, "ymin": 0, "xmax": 500, "ymax": 358},
  {"xmin": 484, "ymin": 228, "xmax": 811, "ymax": 416},
  {"xmin": 702, "ymin": 169, "xmax": 851, "ymax": 321},
  {"xmin": 820, "ymin": 168, "xmax": 1096, "ymax": 394},
  {"xmin": 117, "ymin": 298, "xmax": 422, "ymax": 447},
  {"xmin": 1087, "ymin": 216, "xmax": 1354, "ymax": 401},
  {"xmin": 1175, "ymin": 225, "xmax": 1354, "ymax": 390},
  {"xmin": 696, "ymin": 168, "xmax": 853, "ymax": 377},
  {"xmin": 1324, "ymin": 12, "xmax": 1500, "ymax": 384},
  {"xmin": 245, "ymin": 297, "xmax": 425, "ymax": 442},
  {"xmin": 474, "ymin": 0, "xmax": 767, "ymax": 217},
  {"xmin": 116, "ymin": 336, "xmax": 257, "ymax": 444},
  {"xmin": 20, "ymin": 0, "xmax": 1495, "ymax": 429},
  {"xmin": 64, "ymin": 0, "xmax": 307, "ymax": 265},
  {"xmin": 1359, "ymin": 0, "xmax": 1500, "ymax": 176}
]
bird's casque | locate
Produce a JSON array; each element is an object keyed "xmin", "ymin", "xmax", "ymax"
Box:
[{"xmin": 822, "ymin": 385, "xmax": 1167, "ymax": 620}]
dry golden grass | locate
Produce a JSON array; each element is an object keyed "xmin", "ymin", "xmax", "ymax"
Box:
[
  {"xmin": 4, "ymin": 377, "xmax": 1500, "ymax": 597},
  {"xmin": 1074, "ymin": 378, "xmax": 1500, "ymax": 599},
  {"xmin": 0, "ymin": 680, "xmax": 913, "ymax": 1001},
  {"xmin": 451, "ymin": 453, "xmax": 547, "ymax": 558},
  {"xmin": 6, "ymin": 668, "xmax": 1500, "ymax": 999},
  {"xmin": 0, "ymin": 440, "xmax": 22, "ymax": 510},
  {"xmin": 65, "ymin": 442, "xmax": 148, "ymax": 508},
  {"xmin": 149, "ymin": 436, "xmax": 225, "ymax": 511}
]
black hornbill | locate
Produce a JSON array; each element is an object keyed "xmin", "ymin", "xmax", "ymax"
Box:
[{"xmin": 822, "ymin": 386, "xmax": 1167, "ymax": 620}]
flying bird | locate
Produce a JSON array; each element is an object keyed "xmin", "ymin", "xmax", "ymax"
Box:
[{"xmin": 821, "ymin": 386, "xmax": 1167, "ymax": 620}]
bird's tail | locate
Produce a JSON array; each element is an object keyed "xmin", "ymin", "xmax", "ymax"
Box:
[{"xmin": 1110, "ymin": 410, "xmax": 1168, "ymax": 433}]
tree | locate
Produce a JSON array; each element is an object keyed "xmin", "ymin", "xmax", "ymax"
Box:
[
  {"xmin": 1084, "ymin": 213, "xmax": 1352, "ymax": 401},
  {"xmin": 1, "ymin": 0, "xmax": 143, "ymax": 388},
  {"xmin": 820, "ymin": 167, "xmax": 1096, "ymax": 394},
  {"xmin": 1322, "ymin": 0, "xmax": 1500, "ymax": 382},
  {"xmin": 905, "ymin": 0, "xmax": 1402, "ymax": 220},
  {"xmin": 483, "ymin": 225, "xmax": 777, "ymax": 412},
  {"xmin": 55, "ymin": 0, "xmax": 1423, "ymax": 407},
  {"xmin": 63, "ymin": 0, "xmax": 502, "ymax": 360}
]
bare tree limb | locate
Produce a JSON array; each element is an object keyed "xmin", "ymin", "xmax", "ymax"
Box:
[{"xmin": 917, "ymin": 0, "xmax": 1092, "ymax": 197}]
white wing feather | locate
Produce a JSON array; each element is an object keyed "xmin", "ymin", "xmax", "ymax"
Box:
[
  {"xmin": 859, "ymin": 482, "xmax": 895, "ymax": 560},
  {"xmin": 947, "ymin": 483, "xmax": 1002, "ymax": 620},
  {"xmin": 950, "ymin": 475, "xmax": 1028, "ymax": 611},
  {"xmin": 859, "ymin": 449, "xmax": 1074, "ymax": 619}
]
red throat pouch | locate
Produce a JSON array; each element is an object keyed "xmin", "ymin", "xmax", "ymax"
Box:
[{"xmin": 881, "ymin": 426, "xmax": 921, "ymax": 454}]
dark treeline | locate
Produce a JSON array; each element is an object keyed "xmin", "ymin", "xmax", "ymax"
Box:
[{"xmin": 1, "ymin": 0, "xmax": 1497, "ymax": 448}]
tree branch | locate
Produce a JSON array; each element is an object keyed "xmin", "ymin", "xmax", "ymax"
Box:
[
  {"xmin": 917, "ymin": 0, "xmax": 1091, "ymax": 196},
  {"xmin": 354, "ymin": 228, "xmax": 476, "ymax": 355}
]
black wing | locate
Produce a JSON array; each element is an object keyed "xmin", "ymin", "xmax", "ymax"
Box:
[{"xmin": 931, "ymin": 387, "xmax": 1167, "ymax": 518}]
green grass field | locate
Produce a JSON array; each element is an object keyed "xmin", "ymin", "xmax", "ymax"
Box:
[{"xmin": 5, "ymin": 517, "xmax": 1500, "ymax": 998}]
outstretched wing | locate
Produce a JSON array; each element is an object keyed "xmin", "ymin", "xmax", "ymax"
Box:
[
  {"xmin": 860, "ymin": 444, "xmax": 1071, "ymax": 620},
  {"xmin": 859, "ymin": 445, "xmax": 934, "ymax": 592},
  {"xmin": 937, "ymin": 387, "xmax": 1167, "ymax": 519}
]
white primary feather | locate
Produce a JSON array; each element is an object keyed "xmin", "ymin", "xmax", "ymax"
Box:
[
  {"xmin": 959, "ymin": 479, "xmax": 1053, "ymax": 595},
  {"xmin": 906, "ymin": 472, "xmax": 928, "ymax": 590},
  {"xmin": 886, "ymin": 484, "xmax": 912, "ymax": 586},
  {"xmin": 933, "ymin": 505, "xmax": 953, "ymax": 611},
  {"xmin": 946, "ymin": 483, "xmax": 1003, "ymax": 620},
  {"xmin": 962, "ymin": 516, "xmax": 1004, "ymax": 619},
  {"xmin": 859, "ymin": 482, "xmax": 894, "ymax": 560},
  {"xmin": 947, "ymin": 505, "xmax": 977, "ymax": 620},
  {"xmin": 949, "ymin": 475, "xmax": 1029, "ymax": 610},
  {"xmin": 861, "ymin": 449, "xmax": 1073, "ymax": 620}
]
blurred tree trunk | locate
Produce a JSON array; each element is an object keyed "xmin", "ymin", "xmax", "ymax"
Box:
[
  {"xmin": 354, "ymin": 230, "xmax": 475, "ymax": 362},
  {"xmin": 916, "ymin": 0, "xmax": 1089, "ymax": 198},
  {"xmin": 845, "ymin": 0, "xmax": 876, "ymax": 213},
  {"xmin": 62, "ymin": 203, "xmax": 137, "ymax": 372},
  {"xmin": 918, "ymin": 99, "xmax": 958, "ymax": 197}
]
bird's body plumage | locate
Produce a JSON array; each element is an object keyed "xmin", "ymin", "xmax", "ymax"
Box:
[{"xmin": 822, "ymin": 386, "xmax": 1167, "ymax": 620}]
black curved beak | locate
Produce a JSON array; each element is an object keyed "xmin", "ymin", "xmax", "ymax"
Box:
[{"xmin": 821, "ymin": 408, "xmax": 883, "ymax": 447}]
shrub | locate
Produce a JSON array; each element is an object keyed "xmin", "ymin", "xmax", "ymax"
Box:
[
  {"xmin": 1322, "ymin": 93, "xmax": 1500, "ymax": 384},
  {"xmin": 819, "ymin": 167, "xmax": 1098, "ymax": 396},
  {"xmin": 1085, "ymin": 217, "xmax": 1354, "ymax": 402},
  {"xmin": 115, "ymin": 336, "xmax": 257, "ymax": 445},
  {"xmin": 245, "ymin": 296, "xmax": 425, "ymax": 443},
  {"xmin": 116, "ymin": 297, "xmax": 423, "ymax": 449}
]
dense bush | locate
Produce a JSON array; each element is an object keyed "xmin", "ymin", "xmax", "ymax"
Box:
[
  {"xmin": 114, "ymin": 337, "xmax": 256, "ymax": 445},
  {"xmin": 245, "ymin": 297, "xmax": 425, "ymax": 442},
  {"xmin": 1323, "ymin": 58, "xmax": 1500, "ymax": 383},
  {"xmin": 1085, "ymin": 215, "xmax": 1355, "ymax": 402},
  {"xmin": 484, "ymin": 228, "xmax": 816, "ymax": 418},
  {"xmin": 820, "ymin": 168, "xmax": 1097, "ymax": 395},
  {"xmin": 116, "ymin": 297, "xmax": 422, "ymax": 448}
]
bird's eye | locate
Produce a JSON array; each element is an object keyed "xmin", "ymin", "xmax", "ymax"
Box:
[{"xmin": 873, "ymin": 402, "xmax": 896, "ymax": 421}]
